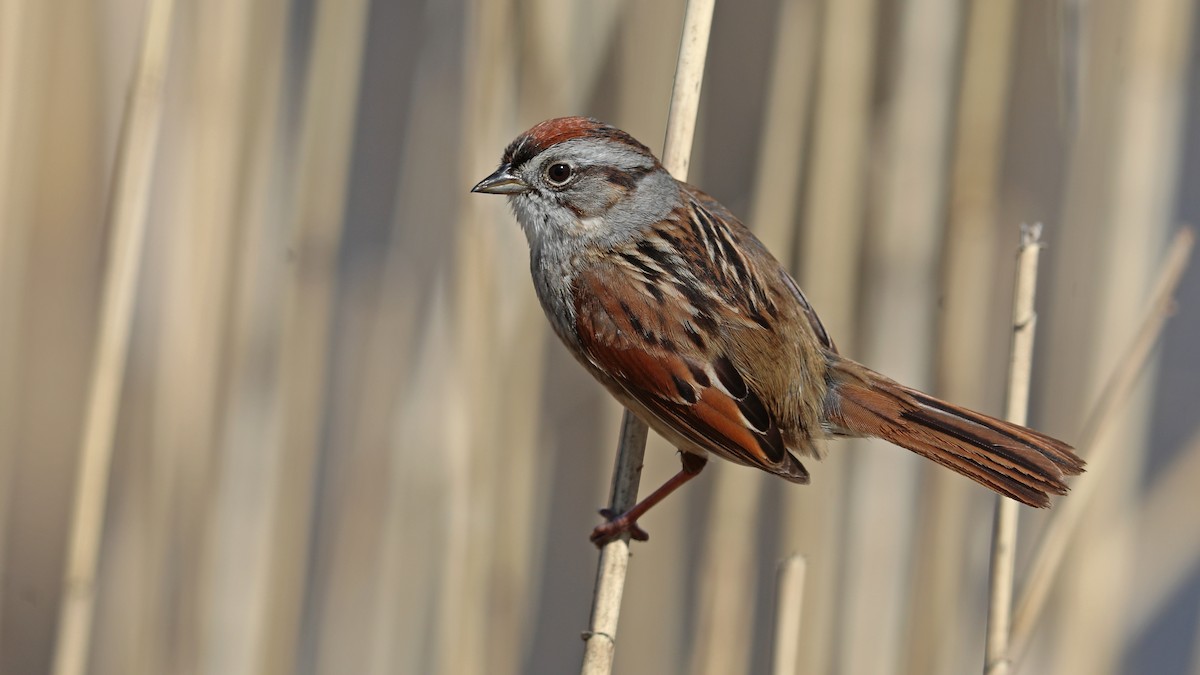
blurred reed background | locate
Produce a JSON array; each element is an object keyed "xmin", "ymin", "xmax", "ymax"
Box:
[{"xmin": 1, "ymin": 0, "xmax": 1199, "ymax": 674}]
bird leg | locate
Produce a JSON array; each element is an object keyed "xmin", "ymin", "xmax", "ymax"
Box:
[{"xmin": 590, "ymin": 453, "xmax": 707, "ymax": 546}]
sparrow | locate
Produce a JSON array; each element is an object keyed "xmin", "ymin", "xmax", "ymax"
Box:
[{"xmin": 472, "ymin": 117, "xmax": 1084, "ymax": 546}]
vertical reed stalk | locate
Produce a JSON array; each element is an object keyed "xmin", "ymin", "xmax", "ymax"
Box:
[
  {"xmin": 907, "ymin": 3, "xmax": 1019, "ymax": 671},
  {"xmin": 195, "ymin": 1, "xmax": 290, "ymax": 672},
  {"xmin": 841, "ymin": 0, "xmax": 959, "ymax": 671},
  {"xmin": 580, "ymin": 414, "xmax": 651, "ymax": 675},
  {"xmin": 1011, "ymin": 227, "xmax": 1194, "ymax": 663},
  {"xmin": 580, "ymin": 1, "xmax": 715, "ymax": 672},
  {"xmin": 1127, "ymin": 424, "xmax": 1200, "ymax": 634},
  {"xmin": 50, "ymin": 1, "xmax": 176, "ymax": 673},
  {"xmin": 605, "ymin": 5, "xmax": 691, "ymax": 671},
  {"xmin": 483, "ymin": 7, "xmax": 615, "ymax": 671},
  {"xmin": 983, "ymin": 224, "xmax": 1044, "ymax": 675},
  {"xmin": 145, "ymin": 2, "xmax": 257, "ymax": 671},
  {"xmin": 1051, "ymin": 1, "xmax": 1195, "ymax": 669},
  {"xmin": 0, "ymin": 0, "xmax": 33, "ymax": 635},
  {"xmin": 438, "ymin": 0, "xmax": 516, "ymax": 672},
  {"xmin": 770, "ymin": 555, "xmax": 808, "ymax": 675},
  {"xmin": 796, "ymin": 0, "xmax": 876, "ymax": 342},
  {"xmin": 1191, "ymin": 598, "xmax": 1200, "ymax": 675},
  {"xmin": 260, "ymin": 0, "xmax": 370, "ymax": 672},
  {"xmin": 687, "ymin": 464, "xmax": 760, "ymax": 675},
  {"xmin": 746, "ymin": 0, "xmax": 818, "ymax": 258}
]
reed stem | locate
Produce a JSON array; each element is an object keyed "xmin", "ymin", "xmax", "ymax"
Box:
[
  {"xmin": 50, "ymin": 1, "xmax": 176, "ymax": 673},
  {"xmin": 579, "ymin": 1, "xmax": 715, "ymax": 672},
  {"xmin": 770, "ymin": 555, "xmax": 808, "ymax": 675},
  {"xmin": 983, "ymin": 223, "xmax": 1044, "ymax": 674},
  {"xmin": 1010, "ymin": 227, "xmax": 1194, "ymax": 662}
]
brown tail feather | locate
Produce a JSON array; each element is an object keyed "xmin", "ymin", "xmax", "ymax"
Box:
[{"xmin": 825, "ymin": 356, "xmax": 1085, "ymax": 507}]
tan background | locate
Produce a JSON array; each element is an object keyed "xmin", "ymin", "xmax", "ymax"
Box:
[{"xmin": 1, "ymin": 0, "xmax": 1199, "ymax": 673}]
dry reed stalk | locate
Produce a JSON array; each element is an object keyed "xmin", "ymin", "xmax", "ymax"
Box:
[
  {"xmin": 193, "ymin": 1, "xmax": 291, "ymax": 672},
  {"xmin": 1010, "ymin": 227, "xmax": 1194, "ymax": 664},
  {"xmin": 1037, "ymin": 1, "xmax": 1125, "ymax": 443},
  {"xmin": 338, "ymin": 3, "xmax": 518, "ymax": 671},
  {"xmin": 795, "ymin": 0, "xmax": 876, "ymax": 342},
  {"xmin": 1125, "ymin": 425, "xmax": 1200, "ymax": 635},
  {"xmin": 1028, "ymin": 1, "xmax": 1127, "ymax": 664},
  {"xmin": 258, "ymin": 0, "xmax": 370, "ymax": 672},
  {"xmin": 907, "ymin": 3, "xmax": 1019, "ymax": 671},
  {"xmin": 580, "ymin": 1, "xmax": 715, "ymax": 672},
  {"xmin": 1193, "ymin": 613, "xmax": 1200, "ymax": 675},
  {"xmin": 606, "ymin": 6, "xmax": 691, "ymax": 672},
  {"xmin": 492, "ymin": 6, "xmax": 628, "ymax": 672},
  {"xmin": 314, "ymin": 5, "xmax": 483, "ymax": 671},
  {"xmin": 436, "ymin": 0, "xmax": 517, "ymax": 672},
  {"xmin": 323, "ymin": 230, "xmax": 413, "ymax": 668},
  {"xmin": 0, "ymin": 0, "xmax": 34, "ymax": 633},
  {"xmin": 789, "ymin": 0, "xmax": 878, "ymax": 670},
  {"xmin": 613, "ymin": 0, "xmax": 686, "ymax": 147},
  {"xmin": 746, "ymin": 0, "xmax": 818, "ymax": 259},
  {"xmin": 0, "ymin": 0, "xmax": 30, "ymax": 245},
  {"xmin": 1051, "ymin": 3, "xmax": 1196, "ymax": 670},
  {"xmin": 769, "ymin": 554, "xmax": 808, "ymax": 675},
  {"xmin": 580, "ymin": 414, "xmax": 651, "ymax": 675},
  {"xmin": 387, "ymin": 302, "xmax": 457, "ymax": 675},
  {"xmin": 841, "ymin": 1, "xmax": 960, "ymax": 672},
  {"xmin": 16, "ymin": 3, "xmax": 119, "ymax": 669},
  {"xmin": 1057, "ymin": 0, "xmax": 1087, "ymax": 136},
  {"xmin": 656, "ymin": 0, "xmax": 715, "ymax": 181},
  {"xmin": 340, "ymin": 242, "xmax": 419, "ymax": 672},
  {"xmin": 445, "ymin": 235, "xmax": 498, "ymax": 675},
  {"xmin": 49, "ymin": 1, "xmax": 176, "ymax": 673},
  {"xmin": 982, "ymin": 224, "xmax": 1044, "ymax": 675},
  {"xmin": 142, "ymin": 2, "xmax": 259, "ymax": 671},
  {"xmin": 480, "ymin": 4, "xmax": 624, "ymax": 671},
  {"xmin": 687, "ymin": 465, "xmax": 761, "ymax": 675},
  {"xmin": 688, "ymin": 2, "xmax": 817, "ymax": 672}
]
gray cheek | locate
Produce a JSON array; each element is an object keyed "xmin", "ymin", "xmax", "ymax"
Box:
[
  {"xmin": 594, "ymin": 171, "xmax": 679, "ymax": 235},
  {"xmin": 567, "ymin": 176, "xmax": 621, "ymax": 215}
]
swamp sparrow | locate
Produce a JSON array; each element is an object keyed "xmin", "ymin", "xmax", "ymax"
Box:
[{"xmin": 472, "ymin": 117, "xmax": 1084, "ymax": 546}]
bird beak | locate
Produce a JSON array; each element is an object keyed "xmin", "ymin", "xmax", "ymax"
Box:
[{"xmin": 471, "ymin": 164, "xmax": 529, "ymax": 195}]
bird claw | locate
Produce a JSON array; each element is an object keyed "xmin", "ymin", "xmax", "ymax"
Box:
[{"xmin": 590, "ymin": 508, "xmax": 650, "ymax": 546}]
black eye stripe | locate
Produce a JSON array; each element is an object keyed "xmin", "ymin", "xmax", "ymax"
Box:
[
  {"xmin": 543, "ymin": 163, "xmax": 650, "ymax": 185},
  {"xmin": 599, "ymin": 167, "xmax": 637, "ymax": 189}
]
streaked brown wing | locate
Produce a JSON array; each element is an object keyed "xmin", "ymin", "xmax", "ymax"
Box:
[
  {"xmin": 571, "ymin": 261, "xmax": 810, "ymax": 483},
  {"xmin": 686, "ymin": 187, "xmax": 837, "ymax": 353}
]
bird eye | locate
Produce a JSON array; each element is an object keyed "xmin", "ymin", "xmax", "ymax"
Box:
[{"xmin": 546, "ymin": 162, "xmax": 573, "ymax": 186}]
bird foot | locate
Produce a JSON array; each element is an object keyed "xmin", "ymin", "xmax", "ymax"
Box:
[{"xmin": 590, "ymin": 508, "xmax": 649, "ymax": 547}]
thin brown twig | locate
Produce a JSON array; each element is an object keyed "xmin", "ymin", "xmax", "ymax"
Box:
[
  {"xmin": 983, "ymin": 223, "xmax": 1045, "ymax": 675},
  {"xmin": 1010, "ymin": 226, "xmax": 1195, "ymax": 662},
  {"xmin": 579, "ymin": 1, "xmax": 715, "ymax": 672}
]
